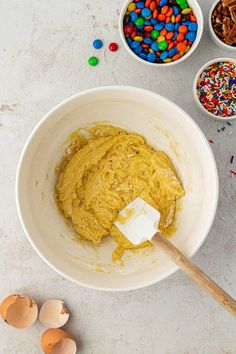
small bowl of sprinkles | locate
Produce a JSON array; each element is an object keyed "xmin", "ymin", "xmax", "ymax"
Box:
[
  {"xmin": 193, "ymin": 58, "xmax": 236, "ymax": 120},
  {"xmin": 119, "ymin": 0, "xmax": 203, "ymax": 66}
]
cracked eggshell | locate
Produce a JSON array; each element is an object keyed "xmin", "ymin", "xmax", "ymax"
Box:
[
  {"xmin": 39, "ymin": 299, "xmax": 69, "ymax": 328},
  {"xmin": 0, "ymin": 294, "xmax": 38, "ymax": 329},
  {"xmin": 41, "ymin": 328, "xmax": 77, "ymax": 354}
]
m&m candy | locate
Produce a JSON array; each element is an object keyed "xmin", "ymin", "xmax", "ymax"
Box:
[
  {"xmin": 93, "ymin": 39, "xmax": 103, "ymax": 49},
  {"xmin": 123, "ymin": 0, "xmax": 198, "ymax": 64}
]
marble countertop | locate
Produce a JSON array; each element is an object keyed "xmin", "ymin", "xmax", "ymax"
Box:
[{"xmin": 0, "ymin": 0, "xmax": 235, "ymax": 353}]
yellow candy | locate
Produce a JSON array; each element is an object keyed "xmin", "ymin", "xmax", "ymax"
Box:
[
  {"xmin": 158, "ymin": 36, "xmax": 165, "ymax": 42},
  {"xmin": 134, "ymin": 36, "xmax": 143, "ymax": 42},
  {"xmin": 149, "ymin": 48, "xmax": 154, "ymax": 53},
  {"xmin": 185, "ymin": 45, "xmax": 190, "ymax": 53},
  {"xmin": 181, "ymin": 8, "xmax": 192, "ymax": 15},
  {"xmin": 128, "ymin": 3, "xmax": 136, "ymax": 11},
  {"xmin": 171, "ymin": 15, "xmax": 175, "ymax": 23},
  {"xmin": 163, "ymin": 58, "xmax": 172, "ymax": 63}
]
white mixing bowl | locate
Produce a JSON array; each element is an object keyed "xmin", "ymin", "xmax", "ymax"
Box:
[{"xmin": 16, "ymin": 86, "xmax": 218, "ymax": 291}]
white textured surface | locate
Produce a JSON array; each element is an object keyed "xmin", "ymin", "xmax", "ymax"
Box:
[{"xmin": 0, "ymin": 0, "xmax": 235, "ymax": 353}]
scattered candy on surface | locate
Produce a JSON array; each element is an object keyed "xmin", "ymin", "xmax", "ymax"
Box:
[
  {"xmin": 109, "ymin": 42, "xmax": 119, "ymax": 51},
  {"xmin": 123, "ymin": 0, "xmax": 198, "ymax": 64},
  {"xmin": 196, "ymin": 61, "xmax": 236, "ymax": 118},
  {"xmin": 93, "ymin": 39, "xmax": 103, "ymax": 49},
  {"xmin": 88, "ymin": 56, "xmax": 99, "ymax": 66}
]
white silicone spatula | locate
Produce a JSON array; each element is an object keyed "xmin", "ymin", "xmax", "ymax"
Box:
[{"xmin": 115, "ymin": 197, "xmax": 236, "ymax": 316}]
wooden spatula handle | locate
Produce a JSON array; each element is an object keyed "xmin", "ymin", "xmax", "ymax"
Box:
[{"xmin": 153, "ymin": 232, "xmax": 236, "ymax": 316}]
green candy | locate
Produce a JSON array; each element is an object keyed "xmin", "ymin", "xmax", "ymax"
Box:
[
  {"xmin": 158, "ymin": 41, "xmax": 168, "ymax": 51},
  {"xmin": 134, "ymin": 17, "xmax": 144, "ymax": 26},
  {"xmin": 180, "ymin": 2, "xmax": 188, "ymax": 9},
  {"xmin": 150, "ymin": 29, "xmax": 159, "ymax": 40},
  {"xmin": 176, "ymin": 0, "xmax": 188, "ymax": 8},
  {"xmin": 88, "ymin": 56, "xmax": 99, "ymax": 66}
]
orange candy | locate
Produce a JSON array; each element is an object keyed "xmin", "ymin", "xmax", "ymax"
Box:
[
  {"xmin": 177, "ymin": 33, "xmax": 185, "ymax": 42},
  {"xmin": 166, "ymin": 8, "xmax": 173, "ymax": 16},
  {"xmin": 150, "ymin": 1, "xmax": 157, "ymax": 11},
  {"xmin": 160, "ymin": 28, "xmax": 167, "ymax": 36},
  {"xmin": 142, "ymin": 43, "xmax": 149, "ymax": 48},
  {"xmin": 158, "ymin": 14, "xmax": 166, "ymax": 21},
  {"xmin": 165, "ymin": 16, "xmax": 171, "ymax": 23},
  {"xmin": 161, "ymin": 5, "xmax": 169, "ymax": 15},
  {"xmin": 190, "ymin": 15, "xmax": 197, "ymax": 22},
  {"xmin": 173, "ymin": 53, "xmax": 181, "ymax": 61},
  {"xmin": 135, "ymin": 8, "xmax": 142, "ymax": 14},
  {"xmin": 175, "ymin": 14, "xmax": 181, "ymax": 23},
  {"xmin": 168, "ymin": 42, "xmax": 174, "ymax": 50},
  {"xmin": 144, "ymin": 26, "xmax": 154, "ymax": 32},
  {"xmin": 145, "ymin": 0, "xmax": 152, "ymax": 7},
  {"xmin": 166, "ymin": 32, "xmax": 174, "ymax": 40},
  {"xmin": 178, "ymin": 25, "xmax": 188, "ymax": 34},
  {"xmin": 176, "ymin": 42, "xmax": 186, "ymax": 52},
  {"xmin": 153, "ymin": 9, "xmax": 158, "ymax": 18}
]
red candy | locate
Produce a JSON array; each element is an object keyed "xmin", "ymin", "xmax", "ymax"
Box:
[
  {"xmin": 109, "ymin": 43, "xmax": 118, "ymax": 52},
  {"xmin": 124, "ymin": 25, "xmax": 134, "ymax": 35}
]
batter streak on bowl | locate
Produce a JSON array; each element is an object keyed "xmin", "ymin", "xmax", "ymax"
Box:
[{"xmin": 55, "ymin": 125, "xmax": 184, "ymax": 261}]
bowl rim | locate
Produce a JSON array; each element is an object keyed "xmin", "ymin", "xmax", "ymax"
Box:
[
  {"xmin": 209, "ymin": 0, "xmax": 236, "ymax": 52},
  {"xmin": 16, "ymin": 86, "xmax": 219, "ymax": 291},
  {"xmin": 119, "ymin": 0, "xmax": 204, "ymax": 67},
  {"xmin": 193, "ymin": 57, "xmax": 236, "ymax": 121}
]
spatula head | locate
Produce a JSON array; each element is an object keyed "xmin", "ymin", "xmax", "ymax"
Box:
[{"xmin": 114, "ymin": 197, "xmax": 160, "ymax": 245}]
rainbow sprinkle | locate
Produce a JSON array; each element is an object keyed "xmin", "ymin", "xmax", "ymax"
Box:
[{"xmin": 197, "ymin": 62, "xmax": 236, "ymax": 118}]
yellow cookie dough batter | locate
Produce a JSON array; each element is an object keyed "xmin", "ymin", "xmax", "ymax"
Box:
[{"xmin": 56, "ymin": 125, "xmax": 184, "ymax": 261}]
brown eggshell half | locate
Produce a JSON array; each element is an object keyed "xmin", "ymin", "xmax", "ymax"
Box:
[
  {"xmin": 0, "ymin": 294, "xmax": 38, "ymax": 329},
  {"xmin": 51, "ymin": 338, "xmax": 77, "ymax": 354},
  {"xmin": 41, "ymin": 328, "xmax": 75, "ymax": 354}
]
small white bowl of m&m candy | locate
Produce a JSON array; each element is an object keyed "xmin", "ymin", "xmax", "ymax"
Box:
[
  {"xmin": 193, "ymin": 58, "xmax": 236, "ymax": 120},
  {"xmin": 119, "ymin": 0, "xmax": 203, "ymax": 66}
]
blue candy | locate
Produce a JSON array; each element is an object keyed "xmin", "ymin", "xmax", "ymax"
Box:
[
  {"xmin": 154, "ymin": 23, "xmax": 164, "ymax": 30},
  {"xmin": 139, "ymin": 52, "xmax": 147, "ymax": 59},
  {"xmin": 150, "ymin": 18, "xmax": 158, "ymax": 25},
  {"xmin": 144, "ymin": 20, "xmax": 152, "ymax": 25},
  {"xmin": 131, "ymin": 41, "xmax": 141, "ymax": 49},
  {"xmin": 151, "ymin": 42, "xmax": 159, "ymax": 51},
  {"xmin": 173, "ymin": 32, "xmax": 178, "ymax": 40},
  {"xmin": 136, "ymin": 25, "xmax": 144, "ymax": 29},
  {"xmin": 93, "ymin": 39, "xmax": 103, "ymax": 49},
  {"xmin": 127, "ymin": 37, "xmax": 132, "ymax": 45},
  {"xmin": 188, "ymin": 22, "xmax": 198, "ymax": 32},
  {"xmin": 136, "ymin": 1, "xmax": 145, "ymax": 8},
  {"xmin": 130, "ymin": 12, "xmax": 138, "ymax": 22},
  {"xmin": 182, "ymin": 21, "xmax": 191, "ymax": 26},
  {"xmin": 160, "ymin": 51, "xmax": 168, "ymax": 60},
  {"xmin": 165, "ymin": 23, "xmax": 175, "ymax": 31},
  {"xmin": 147, "ymin": 52, "xmax": 156, "ymax": 62},
  {"xmin": 169, "ymin": 47, "xmax": 177, "ymax": 57},
  {"xmin": 159, "ymin": 0, "xmax": 168, "ymax": 6},
  {"xmin": 175, "ymin": 23, "xmax": 180, "ymax": 31},
  {"xmin": 134, "ymin": 45, "xmax": 143, "ymax": 54},
  {"xmin": 186, "ymin": 32, "xmax": 196, "ymax": 42},
  {"xmin": 142, "ymin": 8, "xmax": 151, "ymax": 18},
  {"xmin": 143, "ymin": 37, "xmax": 153, "ymax": 44},
  {"xmin": 173, "ymin": 6, "xmax": 179, "ymax": 16}
]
